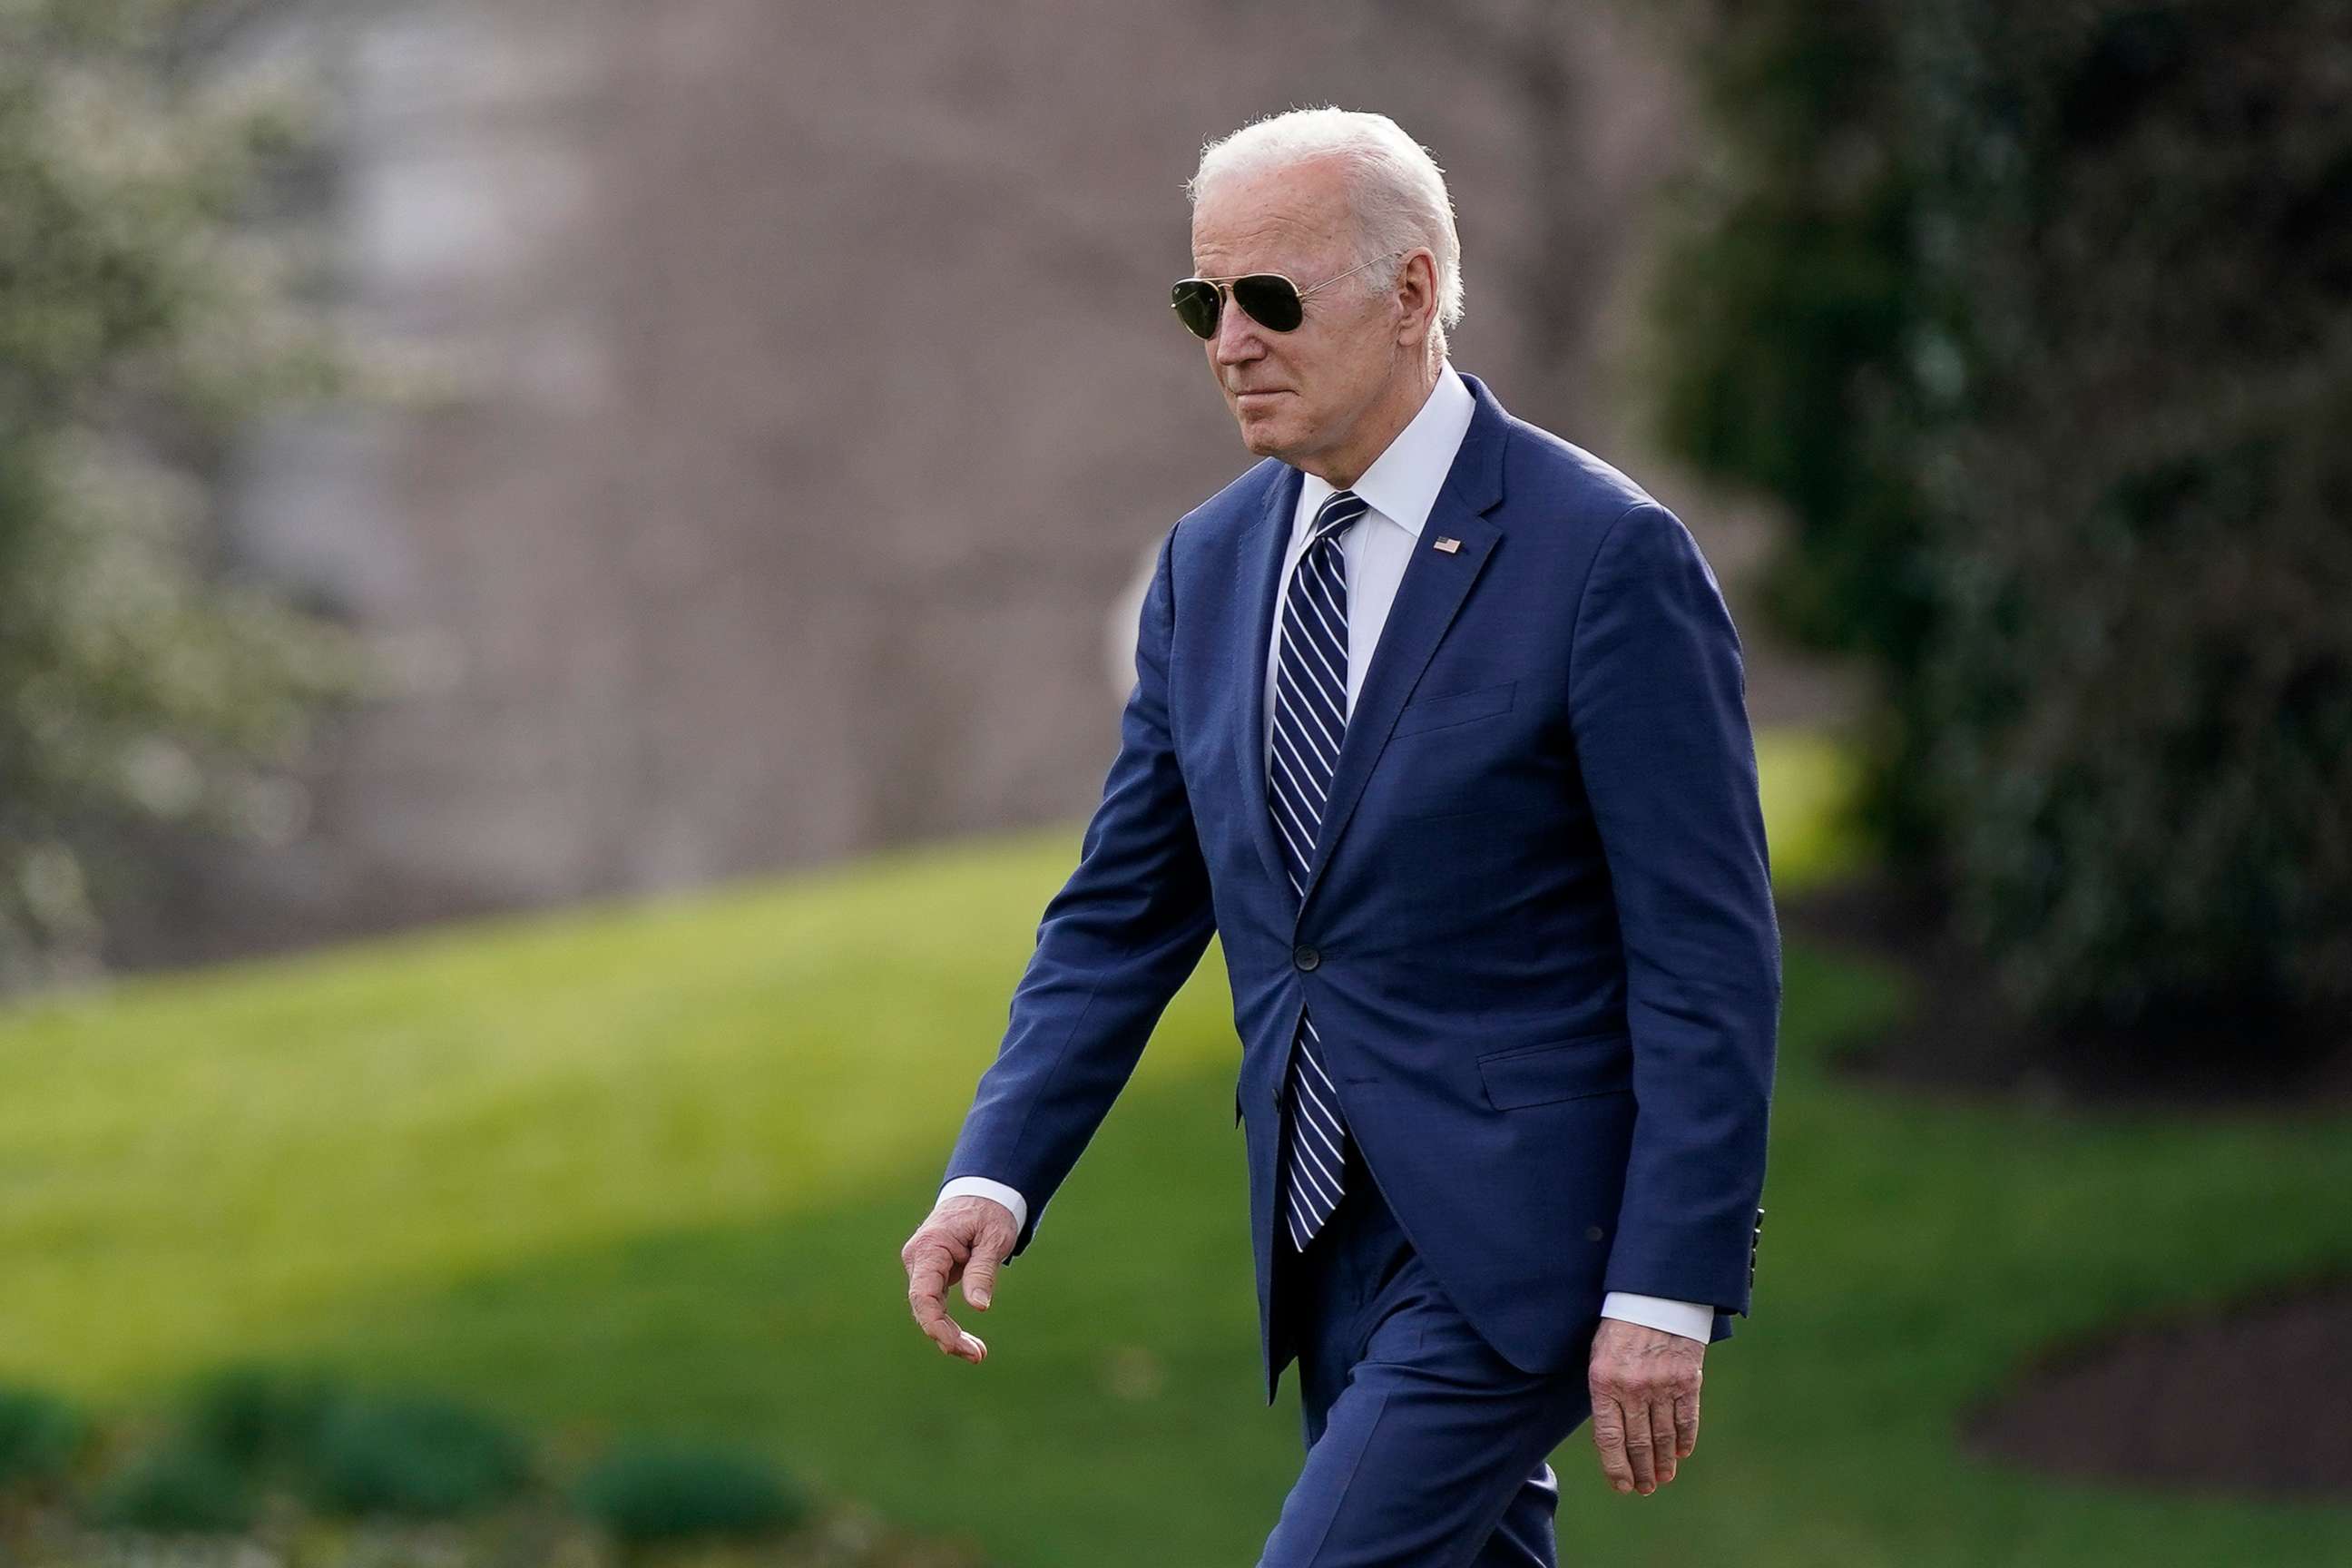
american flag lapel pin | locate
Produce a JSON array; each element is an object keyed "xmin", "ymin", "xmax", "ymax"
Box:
[{"xmin": 1433, "ymin": 535, "xmax": 1461, "ymax": 553}]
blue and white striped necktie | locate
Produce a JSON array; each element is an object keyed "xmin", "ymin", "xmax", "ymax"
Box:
[{"xmin": 1269, "ymin": 485, "xmax": 1367, "ymax": 1250}]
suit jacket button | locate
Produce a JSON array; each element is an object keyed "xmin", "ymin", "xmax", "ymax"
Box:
[
  {"xmin": 1583, "ymin": 1223, "xmax": 1604, "ymax": 1241},
  {"xmin": 1292, "ymin": 944, "xmax": 1320, "ymax": 971}
]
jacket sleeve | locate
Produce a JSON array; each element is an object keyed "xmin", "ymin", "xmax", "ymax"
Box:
[
  {"xmin": 938, "ymin": 520, "xmax": 1218, "ymax": 1261},
  {"xmin": 1568, "ymin": 500, "xmax": 1781, "ymax": 1317}
]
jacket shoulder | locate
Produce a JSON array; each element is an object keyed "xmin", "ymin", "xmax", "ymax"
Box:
[
  {"xmin": 1496, "ymin": 413, "xmax": 1666, "ymax": 531},
  {"xmin": 1175, "ymin": 456, "xmax": 1289, "ymax": 546}
]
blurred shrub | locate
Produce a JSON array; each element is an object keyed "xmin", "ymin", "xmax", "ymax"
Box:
[
  {"xmin": 84, "ymin": 1441, "xmax": 256, "ymax": 1534},
  {"xmin": 298, "ymin": 1393, "xmax": 532, "ymax": 1519},
  {"xmin": 0, "ymin": 0, "xmax": 371, "ymax": 993},
  {"xmin": 1649, "ymin": 0, "xmax": 2352, "ymax": 1034},
  {"xmin": 569, "ymin": 1436, "xmax": 810, "ymax": 1545},
  {"xmin": 176, "ymin": 1361, "xmax": 348, "ymax": 1470},
  {"xmin": 0, "ymin": 1385, "xmax": 90, "ymax": 1491}
]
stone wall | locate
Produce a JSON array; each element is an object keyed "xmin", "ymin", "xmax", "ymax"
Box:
[{"xmin": 105, "ymin": 0, "xmax": 1852, "ymax": 970}]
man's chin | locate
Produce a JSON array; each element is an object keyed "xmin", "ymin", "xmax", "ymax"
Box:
[{"xmin": 1235, "ymin": 414, "xmax": 1295, "ymax": 460}]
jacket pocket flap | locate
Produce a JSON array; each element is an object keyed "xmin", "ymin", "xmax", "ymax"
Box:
[
  {"xmin": 1476, "ymin": 1033, "xmax": 1632, "ymax": 1110},
  {"xmin": 1393, "ymin": 678, "xmax": 1515, "ymax": 737}
]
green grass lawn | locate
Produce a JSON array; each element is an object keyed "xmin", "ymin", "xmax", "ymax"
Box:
[{"xmin": 2, "ymin": 728, "xmax": 2347, "ymax": 1564}]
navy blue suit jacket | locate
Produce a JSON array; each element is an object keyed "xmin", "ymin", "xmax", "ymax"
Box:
[{"xmin": 943, "ymin": 371, "xmax": 1780, "ymax": 1406}]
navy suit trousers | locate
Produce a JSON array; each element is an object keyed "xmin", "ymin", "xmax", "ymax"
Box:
[{"xmin": 1260, "ymin": 1136, "xmax": 1598, "ymax": 1567}]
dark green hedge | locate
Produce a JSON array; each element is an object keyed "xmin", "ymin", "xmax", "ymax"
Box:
[
  {"xmin": 1650, "ymin": 0, "xmax": 2352, "ymax": 1034},
  {"xmin": 569, "ymin": 1435, "xmax": 811, "ymax": 1544}
]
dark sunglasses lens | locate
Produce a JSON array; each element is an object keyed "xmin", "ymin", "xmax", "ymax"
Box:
[
  {"xmin": 1171, "ymin": 279, "xmax": 1220, "ymax": 338},
  {"xmin": 1233, "ymin": 275, "xmax": 1304, "ymax": 331}
]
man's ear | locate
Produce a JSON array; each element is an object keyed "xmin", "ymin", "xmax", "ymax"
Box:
[{"xmin": 1396, "ymin": 250, "xmax": 1439, "ymax": 345}]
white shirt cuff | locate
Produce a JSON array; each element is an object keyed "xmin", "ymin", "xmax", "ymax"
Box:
[
  {"xmin": 1601, "ymin": 1291, "xmax": 1713, "ymax": 1343},
  {"xmin": 937, "ymin": 1176, "xmax": 1028, "ymax": 1235}
]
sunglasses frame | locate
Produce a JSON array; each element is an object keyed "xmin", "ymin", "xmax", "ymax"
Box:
[{"xmin": 1170, "ymin": 249, "xmax": 1407, "ymax": 339}]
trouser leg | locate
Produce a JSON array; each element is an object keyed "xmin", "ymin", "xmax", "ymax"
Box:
[{"xmin": 1259, "ymin": 1138, "xmax": 1590, "ymax": 1568}]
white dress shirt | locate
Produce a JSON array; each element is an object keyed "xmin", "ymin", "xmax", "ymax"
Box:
[{"xmin": 941, "ymin": 362, "xmax": 1715, "ymax": 1345}]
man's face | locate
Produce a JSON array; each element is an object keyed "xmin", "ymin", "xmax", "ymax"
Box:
[{"xmin": 1189, "ymin": 159, "xmax": 1401, "ymax": 469}]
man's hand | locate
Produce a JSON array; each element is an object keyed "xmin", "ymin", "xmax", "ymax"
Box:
[
  {"xmin": 1587, "ymin": 1318, "xmax": 1703, "ymax": 1495},
  {"xmin": 901, "ymin": 1194, "xmax": 1019, "ymax": 1365}
]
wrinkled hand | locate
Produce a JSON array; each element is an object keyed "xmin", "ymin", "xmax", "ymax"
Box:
[
  {"xmin": 1587, "ymin": 1318, "xmax": 1703, "ymax": 1495},
  {"xmin": 901, "ymin": 1194, "xmax": 1018, "ymax": 1365}
]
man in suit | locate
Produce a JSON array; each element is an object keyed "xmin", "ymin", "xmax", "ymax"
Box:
[{"xmin": 901, "ymin": 105, "xmax": 1779, "ymax": 1565}]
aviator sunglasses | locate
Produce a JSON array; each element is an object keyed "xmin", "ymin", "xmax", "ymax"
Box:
[{"xmin": 1170, "ymin": 250, "xmax": 1405, "ymax": 339}]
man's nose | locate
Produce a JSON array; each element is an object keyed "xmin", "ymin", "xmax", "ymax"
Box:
[{"xmin": 1212, "ymin": 295, "xmax": 1264, "ymax": 366}]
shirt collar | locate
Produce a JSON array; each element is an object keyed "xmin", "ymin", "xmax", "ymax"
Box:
[{"xmin": 1297, "ymin": 361, "xmax": 1475, "ymax": 544}]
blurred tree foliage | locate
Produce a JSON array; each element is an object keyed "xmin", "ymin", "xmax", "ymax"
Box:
[
  {"xmin": 1647, "ymin": 0, "xmax": 2352, "ymax": 1039},
  {"xmin": 0, "ymin": 0, "xmax": 369, "ymax": 990}
]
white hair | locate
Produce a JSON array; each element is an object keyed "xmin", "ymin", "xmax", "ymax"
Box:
[{"xmin": 1185, "ymin": 105, "xmax": 1465, "ymax": 354}]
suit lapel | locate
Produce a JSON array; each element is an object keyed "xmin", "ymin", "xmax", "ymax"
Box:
[
  {"xmin": 1231, "ymin": 462, "xmax": 1303, "ymax": 895},
  {"xmin": 1302, "ymin": 375, "xmax": 1510, "ymax": 910},
  {"xmin": 1226, "ymin": 372, "xmax": 1514, "ymax": 917}
]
